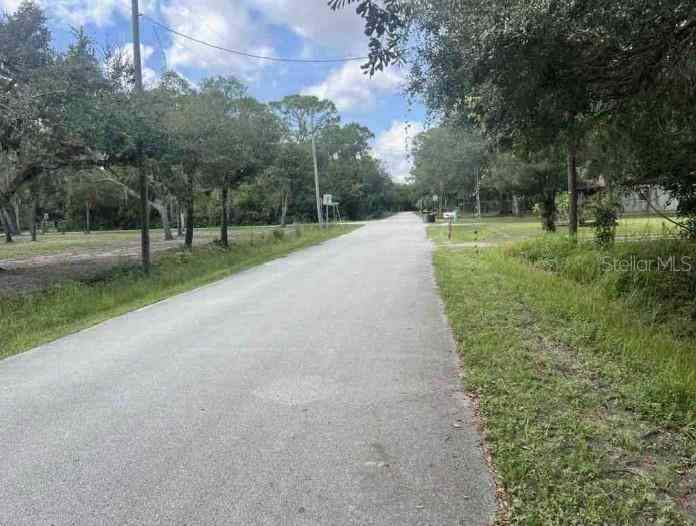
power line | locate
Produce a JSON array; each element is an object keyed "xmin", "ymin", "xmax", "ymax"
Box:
[
  {"xmin": 151, "ymin": 23, "xmax": 168, "ymax": 72},
  {"xmin": 140, "ymin": 14, "xmax": 369, "ymax": 64}
]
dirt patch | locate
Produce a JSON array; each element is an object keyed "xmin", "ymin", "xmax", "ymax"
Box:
[{"xmin": 0, "ymin": 234, "xmax": 215, "ymax": 295}]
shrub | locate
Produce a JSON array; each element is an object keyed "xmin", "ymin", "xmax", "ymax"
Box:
[
  {"xmin": 585, "ymin": 192, "xmax": 621, "ymax": 247},
  {"xmin": 680, "ymin": 215, "xmax": 696, "ymax": 241},
  {"xmin": 555, "ymin": 191, "xmax": 569, "ymax": 222}
]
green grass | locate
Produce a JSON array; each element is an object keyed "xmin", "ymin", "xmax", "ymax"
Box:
[
  {"xmin": 428, "ymin": 215, "xmax": 680, "ymax": 245},
  {"xmin": 434, "ymin": 247, "xmax": 696, "ymax": 524},
  {"xmin": 607, "ymin": 215, "xmax": 683, "ymax": 240},
  {"xmin": 0, "ymin": 224, "xmax": 358, "ymax": 360},
  {"xmin": 428, "ymin": 219, "xmax": 541, "ymax": 243},
  {"xmin": 508, "ymin": 236, "xmax": 696, "ymax": 337}
]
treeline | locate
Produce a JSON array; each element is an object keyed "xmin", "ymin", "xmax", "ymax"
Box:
[
  {"xmin": 0, "ymin": 2, "xmax": 407, "ymax": 246},
  {"xmin": 339, "ymin": 0, "xmax": 696, "ymax": 236}
]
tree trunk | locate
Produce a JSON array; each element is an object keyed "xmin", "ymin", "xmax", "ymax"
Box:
[
  {"xmin": 3, "ymin": 202, "xmax": 18, "ymax": 235},
  {"xmin": 185, "ymin": 174, "xmax": 194, "ymax": 249},
  {"xmin": 41, "ymin": 210, "xmax": 48, "ymax": 234},
  {"xmin": 512, "ymin": 194, "xmax": 521, "ymax": 217},
  {"xmin": 85, "ymin": 201, "xmax": 91, "ymax": 234},
  {"xmin": 168, "ymin": 196, "xmax": 177, "ymax": 238},
  {"xmin": 13, "ymin": 199, "xmax": 21, "ymax": 235},
  {"xmin": 138, "ymin": 166, "xmax": 150, "ymax": 273},
  {"xmin": 499, "ymin": 194, "xmax": 512, "ymax": 216},
  {"xmin": 30, "ymin": 196, "xmax": 37, "ymax": 242},
  {"xmin": 220, "ymin": 183, "xmax": 229, "ymax": 248},
  {"xmin": 1, "ymin": 205, "xmax": 13, "ymax": 243},
  {"xmin": 540, "ymin": 191, "xmax": 557, "ymax": 232},
  {"xmin": 280, "ymin": 192, "xmax": 289, "ymax": 227},
  {"xmin": 567, "ymin": 141, "xmax": 578, "ymax": 237},
  {"xmin": 156, "ymin": 199, "xmax": 173, "ymax": 241}
]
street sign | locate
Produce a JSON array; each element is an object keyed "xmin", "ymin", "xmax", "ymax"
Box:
[{"xmin": 322, "ymin": 194, "xmax": 333, "ymax": 205}]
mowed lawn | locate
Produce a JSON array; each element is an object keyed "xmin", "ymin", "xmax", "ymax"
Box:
[{"xmin": 427, "ymin": 214, "xmax": 680, "ymax": 244}]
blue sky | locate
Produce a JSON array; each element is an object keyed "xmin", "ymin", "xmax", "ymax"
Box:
[{"xmin": 2, "ymin": 0, "xmax": 426, "ymax": 181}]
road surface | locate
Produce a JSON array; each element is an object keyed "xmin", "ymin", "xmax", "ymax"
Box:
[{"xmin": 1, "ymin": 213, "xmax": 496, "ymax": 525}]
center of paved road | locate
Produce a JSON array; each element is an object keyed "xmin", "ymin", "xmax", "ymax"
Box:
[{"xmin": 1, "ymin": 213, "xmax": 496, "ymax": 525}]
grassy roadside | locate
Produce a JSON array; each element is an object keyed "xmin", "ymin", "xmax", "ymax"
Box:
[
  {"xmin": 433, "ymin": 247, "xmax": 696, "ymax": 525},
  {"xmin": 0, "ymin": 224, "xmax": 358, "ymax": 360},
  {"xmin": 427, "ymin": 215, "xmax": 680, "ymax": 245}
]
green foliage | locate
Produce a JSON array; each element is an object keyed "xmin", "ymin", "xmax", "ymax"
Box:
[
  {"xmin": 682, "ymin": 216, "xmax": 696, "ymax": 241},
  {"xmin": 585, "ymin": 192, "xmax": 622, "ymax": 247},
  {"xmin": 0, "ymin": 3, "xmax": 404, "ymax": 238},
  {"xmin": 340, "ymin": 0, "xmax": 696, "ymax": 225},
  {"xmin": 410, "ymin": 125, "xmax": 484, "ymax": 208},
  {"xmin": 555, "ymin": 192, "xmax": 569, "ymax": 222},
  {"xmin": 271, "ymin": 94, "xmax": 339, "ymax": 142},
  {"xmin": 487, "ymin": 149, "xmax": 564, "ymax": 230},
  {"xmin": 509, "ymin": 237, "xmax": 696, "ymax": 335}
]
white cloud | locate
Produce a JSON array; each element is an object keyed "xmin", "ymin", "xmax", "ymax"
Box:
[
  {"xmin": 373, "ymin": 120, "xmax": 425, "ymax": 182},
  {"xmin": 0, "ymin": 0, "xmax": 153, "ymax": 27},
  {"xmin": 246, "ymin": 0, "xmax": 366, "ymax": 54},
  {"xmin": 162, "ymin": 0, "xmax": 274, "ymax": 82},
  {"xmin": 0, "ymin": 0, "xmax": 23, "ymax": 13},
  {"xmin": 302, "ymin": 61, "xmax": 404, "ymax": 112},
  {"xmin": 3, "ymin": 0, "xmax": 368, "ymax": 85},
  {"xmin": 51, "ymin": 0, "xmax": 131, "ymax": 27}
]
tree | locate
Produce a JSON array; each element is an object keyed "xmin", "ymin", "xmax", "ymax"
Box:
[
  {"xmin": 335, "ymin": 0, "xmax": 696, "ymax": 232},
  {"xmin": 410, "ymin": 126, "xmax": 485, "ymax": 213},
  {"xmin": 315, "ymin": 122, "xmax": 400, "ymax": 220},
  {"xmin": 318, "ymin": 123, "xmax": 373, "ymax": 219},
  {"xmin": 262, "ymin": 142, "xmax": 313, "ymax": 226},
  {"xmin": 271, "ymin": 95, "xmax": 339, "ymax": 226},
  {"xmin": 487, "ymin": 149, "xmax": 564, "ymax": 231},
  {"xmin": 0, "ymin": 5, "xmax": 117, "ymax": 242},
  {"xmin": 199, "ymin": 77, "xmax": 281, "ymax": 247}
]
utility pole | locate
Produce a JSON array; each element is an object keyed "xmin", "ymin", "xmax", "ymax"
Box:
[
  {"xmin": 311, "ymin": 134, "xmax": 323, "ymax": 228},
  {"xmin": 131, "ymin": 0, "xmax": 150, "ymax": 273}
]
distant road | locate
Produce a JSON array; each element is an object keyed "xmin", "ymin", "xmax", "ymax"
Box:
[{"xmin": 1, "ymin": 212, "xmax": 495, "ymax": 525}]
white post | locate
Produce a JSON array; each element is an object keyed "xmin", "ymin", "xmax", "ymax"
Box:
[{"xmin": 475, "ymin": 168, "xmax": 482, "ymax": 219}]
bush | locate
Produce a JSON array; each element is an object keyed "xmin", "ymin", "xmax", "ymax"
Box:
[
  {"xmin": 555, "ymin": 191, "xmax": 569, "ymax": 222},
  {"xmin": 584, "ymin": 192, "xmax": 621, "ymax": 247},
  {"xmin": 680, "ymin": 215, "xmax": 696, "ymax": 241}
]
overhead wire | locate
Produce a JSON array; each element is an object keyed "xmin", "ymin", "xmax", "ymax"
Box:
[
  {"xmin": 139, "ymin": 14, "xmax": 369, "ymax": 64},
  {"xmin": 151, "ymin": 23, "xmax": 168, "ymax": 72}
]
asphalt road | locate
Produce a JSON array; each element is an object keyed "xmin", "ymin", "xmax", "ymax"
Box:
[{"xmin": 1, "ymin": 213, "xmax": 496, "ymax": 525}]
